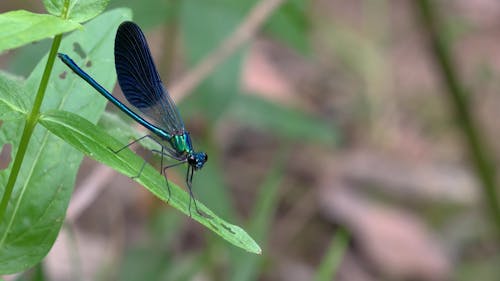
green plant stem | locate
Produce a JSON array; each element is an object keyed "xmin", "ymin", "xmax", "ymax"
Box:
[
  {"xmin": 230, "ymin": 148, "xmax": 287, "ymax": 281},
  {"xmin": 159, "ymin": 0, "xmax": 181, "ymax": 78},
  {"xmin": 415, "ymin": 0, "xmax": 500, "ymax": 235},
  {"xmin": 313, "ymin": 228, "xmax": 349, "ymax": 281},
  {"xmin": 0, "ymin": 35, "xmax": 63, "ymax": 223}
]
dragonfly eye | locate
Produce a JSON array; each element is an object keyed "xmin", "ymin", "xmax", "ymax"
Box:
[
  {"xmin": 188, "ymin": 152, "xmax": 207, "ymax": 170},
  {"xmin": 187, "ymin": 154, "xmax": 196, "ymax": 166}
]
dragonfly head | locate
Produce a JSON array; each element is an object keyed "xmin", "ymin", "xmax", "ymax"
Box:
[{"xmin": 188, "ymin": 152, "xmax": 208, "ymax": 170}]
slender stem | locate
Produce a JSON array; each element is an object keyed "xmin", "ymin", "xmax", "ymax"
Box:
[
  {"xmin": 170, "ymin": 0, "xmax": 286, "ymax": 100},
  {"xmin": 313, "ymin": 228, "xmax": 349, "ymax": 281},
  {"xmin": 159, "ymin": 0, "xmax": 181, "ymax": 78},
  {"xmin": 415, "ymin": 0, "xmax": 500, "ymax": 235},
  {"xmin": 0, "ymin": 35, "xmax": 63, "ymax": 223}
]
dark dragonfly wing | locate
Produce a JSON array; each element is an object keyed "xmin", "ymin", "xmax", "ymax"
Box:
[{"xmin": 114, "ymin": 21, "xmax": 185, "ymax": 134}]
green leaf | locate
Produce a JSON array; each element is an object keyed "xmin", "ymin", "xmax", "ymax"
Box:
[
  {"xmin": 0, "ymin": 8, "xmax": 131, "ymax": 274},
  {"xmin": 0, "ymin": 72, "xmax": 29, "ymax": 120},
  {"xmin": 44, "ymin": 0, "xmax": 110, "ymax": 22},
  {"xmin": 4, "ymin": 39, "xmax": 51, "ymax": 77},
  {"xmin": 0, "ymin": 10, "xmax": 80, "ymax": 53},
  {"xmin": 0, "ymin": 109, "xmax": 80, "ymax": 275},
  {"xmin": 39, "ymin": 110, "xmax": 262, "ymax": 254},
  {"xmin": 264, "ymin": 0, "xmax": 310, "ymax": 53},
  {"xmin": 228, "ymin": 94, "xmax": 338, "ymax": 144},
  {"xmin": 98, "ymin": 111, "xmax": 158, "ymax": 151},
  {"xmin": 33, "ymin": 8, "xmax": 132, "ymax": 116}
]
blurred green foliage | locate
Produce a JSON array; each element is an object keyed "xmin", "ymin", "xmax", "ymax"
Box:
[
  {"xmin": 99, "ymin": 0, "xmax": 337, "ymax": 279},
  {"xmin": 0, "ymin": 0, "xmax": 342, "ymax": 279},
  {"xmin": 0, "ymin": 6, "xmax": 130, "ymax": 274}
]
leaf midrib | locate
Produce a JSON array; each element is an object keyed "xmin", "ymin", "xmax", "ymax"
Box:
[{"xmin": 0, "ymin": 124, "xmax": 53, "ymax": 248}]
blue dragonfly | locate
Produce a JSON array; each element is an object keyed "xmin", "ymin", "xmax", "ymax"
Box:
[{"xmin": 58, "ymin": 21, "xmax": 208, "ymax": 216}]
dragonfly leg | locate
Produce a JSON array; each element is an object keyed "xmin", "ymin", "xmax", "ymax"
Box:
[
  {"xmin": 151, "ymin": 148, "xmax": 184, "ymax": 173},
  {"xmin": 131, "ymin": 159, "xmax": 148, "ymax": 180},
  {"xmin": 116, "ymin": 135, "xmax": 182, "ymax": 179},
  {"xmin": 109, "ymin": 134, "xmax": 158, "ymax": 154},
  {"xmin": 129, "ymin": 147, "xmax": 172, "ymax": 179},
  {"xmin": 161, "ymin": 160, "xmax": 186, "ymax": 203},
  {"xmin": 186, "ymin": 166, "xmax": 194, "ymax": 217},
  {"xmin": 186, "ymin": 166, "xmax": 209, "ymax": 218}
]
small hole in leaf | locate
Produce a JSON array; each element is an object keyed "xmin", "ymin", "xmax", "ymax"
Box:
[
  {"xmin": 59, "ymin": 71, "xmax": 67, "ymax": 79},
  {"xmin": 86, "ymin": 60, "xmax": 92, "ymax": 67},
  {"xmin": 73, "ymin": 42, "xmax": 87, "ymax": 59},
  {"xmin": 0, "ymin": 143, "xmax": 12, "ymax": 170}
]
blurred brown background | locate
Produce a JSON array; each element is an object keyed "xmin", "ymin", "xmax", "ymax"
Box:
[{"xmin": 2, "ymin": 0, "xmax": 500, "ymax": 280}]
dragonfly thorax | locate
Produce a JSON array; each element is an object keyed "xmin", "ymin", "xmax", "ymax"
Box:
[
  {"xmin": 188, "ymin": 152, "xmax": 208, "ymax": 170},
  {"xmin": 168, "ymin": 133, "xmax": 207, "ymax": 170},
  {"xmin": 169, "ymin": 133, "xmax": 194, "ymax": 156}
]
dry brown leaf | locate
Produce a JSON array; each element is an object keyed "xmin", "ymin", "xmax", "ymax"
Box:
[{"xmin": 319, "ymin": 185, "xmax": 451, "ymax": 281}]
